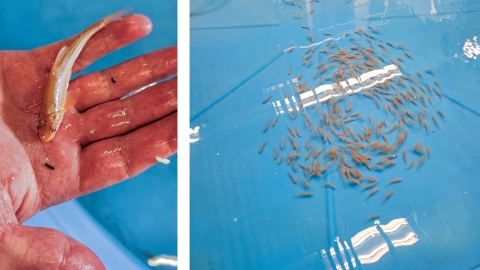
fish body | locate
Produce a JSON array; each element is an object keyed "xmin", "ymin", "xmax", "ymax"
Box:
[{"xmin": 39, "ymin": 9, "xmax": 130, "ymax": 142}]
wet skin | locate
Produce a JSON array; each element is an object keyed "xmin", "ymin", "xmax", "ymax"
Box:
[{"xmin": 0, "ymin": 14, "xmax": 177, "ymax": 269}]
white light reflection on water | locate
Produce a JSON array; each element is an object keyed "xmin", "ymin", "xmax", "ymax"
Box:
[
  {"xmin": 147, "ymin": 254, "xmax": 178, "ymax": 267},
  {"xmin": 321, "ymin": 218, "xmax": 418, "ymax": 269},
  {"xmin": 463, "ymin": 36, "xmax": 480, "ymax": 60},
  {"xmin": 263, "ymin": 64, "xmax": 401, "ymax": 115},
  {"xmin": 190, "ymin": 126, "xmax": 201, "ymax": 143}
]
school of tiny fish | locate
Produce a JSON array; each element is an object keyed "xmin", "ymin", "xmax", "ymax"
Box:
[{"xmin": 258, "ymin": 0, "xmax": 446, "ymax": 222}]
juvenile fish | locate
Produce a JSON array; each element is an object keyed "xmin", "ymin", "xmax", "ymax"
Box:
[
  {"xmin": 39, "ymin": 9, "xmax": 130, "ymax": 142},
  {"xmin": 384, "ymin": 191, "xmax": 393, "ymax": 201},
  {"xmin": 367, "ymin": 188, "xmax": 379, "ymax": 197}
]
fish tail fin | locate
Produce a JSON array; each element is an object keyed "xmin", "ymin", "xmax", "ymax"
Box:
[{"xmin": 103, "ymin": 8, "xmax": 132, "ymax": 24}]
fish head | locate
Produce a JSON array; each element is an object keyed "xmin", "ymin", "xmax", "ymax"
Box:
[
  {"xmin": 39, "ymin": 126, "xmax": 56, "ymax": 142},
  {"xmin": 38, "ymin": 112, "xmax": 63, "ymax": 142}
]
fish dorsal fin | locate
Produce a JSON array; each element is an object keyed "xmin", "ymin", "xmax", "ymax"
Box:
[{"xmin": 54, "ymin": 46, "xmax": 67, "ymax": 64}]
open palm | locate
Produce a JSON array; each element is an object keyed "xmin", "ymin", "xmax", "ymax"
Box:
[{"xmin": 0, "ymin": 14, "xmax": 177, "ymax": 269}]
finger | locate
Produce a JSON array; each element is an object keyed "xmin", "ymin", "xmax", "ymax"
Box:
[
  {"xmin": 78, "ymin": 77, "xmax": 177, "ymax": 146},
  {"xmin": 31, "ymin": 13, "xmax": 152, "ymax": 75},
  {"xmin": 70, "ymin": 46, "xmax": 177, "ymax": 112},
  {"xmin": 0, "ymin": 225, "xmax": 104, "ymax": 269},
  {"xmin": 77, "ymin": 112, "xmax": 176, "ymax": 196}
]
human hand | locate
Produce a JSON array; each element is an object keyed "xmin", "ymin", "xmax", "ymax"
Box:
[{"xmin": 0, "ymin": 14, "xmax": 177, "ymax": 269}]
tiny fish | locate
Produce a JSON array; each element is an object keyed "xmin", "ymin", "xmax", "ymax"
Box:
[
  {"xmin": 262, "ymin": 96, "xmax": 271, "ymax": 104},
  {"xmin": 420, "ymin": 107, "xmax": 429, "ymax": 113},
  {"xmin": 418, "ymin": 156, "xmax": 425, "ymax": 168},
  {"xmin": 292, "ymin": 161, "xmax": 298, "ymax": 171},
  {"xmin": 432, "ymin": 115, "xmax": 439, "ymax": 126},
  {"xmin": 288, "ymin": 127, "xmax": 296, "ymax": 137},
  {"xmin": 363, "ymin": 183, "xmax": 376, "ymax": 190},
  {"xmin": 263, "ymin": 121, "xmax": 269, "ymax": 132},
  {"xmin": 289, "ymin": 172, "xmax": 298, "ymax": 184},
  {"xmin": 288, "ymin": 67, "xmax": 292, "ymax": 75},
  {"xmin": 302, "ymin": 179, "xmax": 310, "ymax": 188},
  {"xmin": 367, "ymin": 214, "xmax": 379, "ymax": 221},
  {"xmin": 383, "ymin": 191, "xmax": 393, "ymax": 201},
  {"xmin": 428, "ymin": 97, "xmax": 433, "ymax": 106},
  {"xmin": 417, "ymin": 70, "xmax": 423, "ymax": 79},
  {"xmin": 435, "ymin": 78, "xmax": 441, "ymax": 88},
  {"xmin": 297, "ymin": 191, "xmax": 312, "ymax": 196},
  {"xmin": 407, "ymin": 160, "xmax": 415, "ymax": 169},
  {"xmin": 436, "ymin": 89, "xmax": 443, "ymax": 99},
  {"xmin": 323, "ymin": 183, "xmax": 336, "ymax": 189},
  {"xmin": 438, "ymin": 109, "xmax": 445, "ymax": 118},
  {"xmin": 258, "ymin": 142, "xmax": 267, "ymax": 153},
  {"xmin": 307, "ymin": 34, "xmax": 314, "ymax": 42},
  {"xmin": 271, "ymin": 116, "xmax": 279, "ymax": 127},
  {"xmin": 386, "ymin": 41, "xmax": 395, "ymax": 48},
  {"xmin": 388, "ymin": 177, "xmax": 402, "ymax": 185},
  {"xmin": 305, "ymin": 149, "xmax": 312, "ymax": 160},
  {"xmin": 295, "ymin": 127, "xmax": 302, "ymax": 137},
  {"xmin": 289, "ymin": 136, "xmax": 298, "ymax": 149},
  {"xmin": 367, "ymin": 188, "xmax": 379, "ymax": 197}
]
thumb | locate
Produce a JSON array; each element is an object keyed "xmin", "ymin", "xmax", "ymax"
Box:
[{"xmin": 0, "ymin": 224, "xmax": 105, "ymax": 270}]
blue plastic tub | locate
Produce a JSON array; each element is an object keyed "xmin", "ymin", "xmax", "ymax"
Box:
[
  {"xmin": 191, "ymin": 1, "xmax": 480, "ymax": 269},
  {"xmin": 1, "ymin": 1, "xmax": 177, "ymax": 269}
]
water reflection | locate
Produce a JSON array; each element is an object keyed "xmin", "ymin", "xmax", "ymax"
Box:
[
  {"xmin": 190, "ymin": 126, "xmax": 201, "ymax": 143},
  {"xmin": 463, "ymin": 36, "xmax": 480, "ymax": 60},
  {"xmin": 263, "ymin": 64, "xmax": 401, "ymax": 115},
  {"xmin": 147, "ymin": 254, "xmax": 178, "ymax": 267},
  {"xmin": 322, "ymin": 218, "xmax": 418, "ymax": 269}
]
